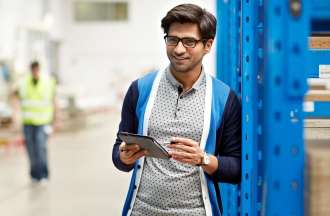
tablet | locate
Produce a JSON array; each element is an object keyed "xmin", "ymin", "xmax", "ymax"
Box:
[{"xmin": 118, "ymin": 132, "xmax": 170, "ymax": 159}]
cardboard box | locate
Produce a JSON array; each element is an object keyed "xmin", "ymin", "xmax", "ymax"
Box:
[
  {"xmin": 306, "ymin": 139, "xmax": 330, "ymax": 216},
  {"xmin": 309, "ymin": 37, "xmax": 330, "ymax": 49}
]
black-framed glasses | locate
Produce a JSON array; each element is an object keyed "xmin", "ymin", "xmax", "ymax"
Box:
[{"xmin": 164, "ymin": 35, "xmax": 206, "ymax": 48}]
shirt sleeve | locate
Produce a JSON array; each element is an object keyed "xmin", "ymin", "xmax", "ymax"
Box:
[
  {"xmin": 210, "ymin": 90, "xmax": 242, "ymax": 184},
  {"xmin": 112, "ymin": 80, "xmax": 139, "ymax": 172}
]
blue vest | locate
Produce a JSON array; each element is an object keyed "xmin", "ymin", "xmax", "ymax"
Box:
[{"xmin": 122, "ymin": 70, "xmax": 230, "ymax": 216}]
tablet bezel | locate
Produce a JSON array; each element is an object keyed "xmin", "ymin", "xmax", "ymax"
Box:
[{"xmin": 118, "ymin": 132, "xmax": 170, "ymax": 159}]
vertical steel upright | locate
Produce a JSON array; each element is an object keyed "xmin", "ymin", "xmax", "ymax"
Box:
[
  {"xmin": 241, "ymin": 0, "xmax": 264, "ymax": 215},
  {"xmin": 262, "ymin": 0, "xmax": 309, "ymax": 215},
  {"xmin": 217, "ymin": 0, "xmax": 241, "ymax": 94},
  {"xmin": 216, "ymin": 0, "xmax": 241, "ymax": 215},
  {"xmin": 219, "ymin": 0, "xmax": 310, "ymax": 214},
  {"xmin": 217, "ymin": 0, "xmax": 230, "ymax": 83}
]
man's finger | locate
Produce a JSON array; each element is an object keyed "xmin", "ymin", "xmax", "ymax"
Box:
[
  {"xmin": 168, "ymin": 143, "xmax": 195, "ymax": 153},
  {"xmin": 132, "ymin": 150, "xmax": 148, "ymax": 160},
  {"xmin": 171, "ymin": 137, "xmax": 197, "ymax": 146},
  {"xmin": 119, "ymin": 142, "xmax": 126, "ymax": 151},
  {"xmin": 170, "ymin": 151, "xmax": 194, "ymax": 159},
  {"xmin": 123, "ymin": 150, "xmax": 135, "ymax": 158},
  {"xmin": 121, "ymin": 143, "xmax": 140, "ymax": 152}
]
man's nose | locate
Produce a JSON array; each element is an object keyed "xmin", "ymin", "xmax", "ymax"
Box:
[{"xmin": 174, "ymin": 41, "xmax": 186, "ymax": 55}]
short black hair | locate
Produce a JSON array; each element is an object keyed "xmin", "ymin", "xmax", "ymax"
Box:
[
  {"xmin": 30, "ymin": 61, "xmax": 39, "ymax": 70},
  {"xmin": 161, "ymin": 4, "xmax": 217, "ymax": 39}
]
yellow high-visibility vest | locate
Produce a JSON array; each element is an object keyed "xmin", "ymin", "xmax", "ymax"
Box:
[{"xmin": 19, "ymin": 74, "xmax": 56, "ymax": 125}]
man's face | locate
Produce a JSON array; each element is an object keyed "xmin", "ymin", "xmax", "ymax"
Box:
[
  {"xmin": 31, "ymin": 67, "xmax": 40, "ymax": 79},
  {"xmin": 166, "ymin": 22, "xmax": 213, "ymax": 74}
]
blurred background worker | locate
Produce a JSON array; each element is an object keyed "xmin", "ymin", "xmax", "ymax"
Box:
[{"xmin": 15, "ymin": 61, "xmax": 57, "ymax": 183}]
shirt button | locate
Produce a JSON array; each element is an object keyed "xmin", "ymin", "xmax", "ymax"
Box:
[{"xmin": 137, "ymin": 165, "xmax": 141, "ymax": 169}]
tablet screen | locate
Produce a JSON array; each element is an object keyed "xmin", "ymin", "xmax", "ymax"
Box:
[{"xmin": 118, "ymin": 132, "xmax": 170, "ymax": 159}]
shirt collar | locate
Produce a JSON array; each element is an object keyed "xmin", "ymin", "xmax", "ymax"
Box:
[{"xmin": 165, "ymin": 66, "xmax": 205, "ymax": 91}]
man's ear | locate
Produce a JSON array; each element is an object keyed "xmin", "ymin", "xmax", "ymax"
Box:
[{"xmin": 204, "ymin": 39, "xmax": 214, "ymax": 54}]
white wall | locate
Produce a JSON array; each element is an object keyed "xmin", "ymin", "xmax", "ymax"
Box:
[
  {"xmin": 0, "ymin": 0, "xmax": 217, "ymax": 106},
  {"xmin": 0, "ymin": 0, "xmax": 62, "ymax": 76},
  {"xmin": 57, "ymin": 0, "xmax": 216, "ymax": 102},
  {"xmin": 0, "ymin": 0, "xmax": 44, "ymax": 60}
]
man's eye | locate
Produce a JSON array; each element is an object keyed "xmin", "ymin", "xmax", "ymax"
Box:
[
  {"xmin": 166, "ymin": 37, "xmax": 178, "ymax": 43},
  {"xmin": 184, "ymin": 39, "xmax": 195, "ymax": 45}
]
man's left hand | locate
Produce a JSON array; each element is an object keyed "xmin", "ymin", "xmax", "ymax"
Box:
[{"xmin": 168, "ymin": 137, "xmax": 204, "ymax": 166}]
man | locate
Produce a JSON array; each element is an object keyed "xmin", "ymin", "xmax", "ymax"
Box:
[
  {"xmin": 112, "ymin": 4, "xmax": 241, "ymax": 216},
  {"xmin": 16, "ymin": 61, "xmax": 57, "ymax": 183}
]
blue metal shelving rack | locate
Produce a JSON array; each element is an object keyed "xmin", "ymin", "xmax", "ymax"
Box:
[
  {"xmin": 216, "ymin": 1, "xmax": 241, "ymax": 215},
  {"xmin": 217, "ymin": 0, "xmax": 241, "ymax": 94},
  {"xmin": 262, "ymin": 0, "xmax": 309, "ymax": 215},
  {"xmin": 305, "ymin": 0, "xmax": 330, "ymax": 118},
  {"xmin": 216, "ymin": 0, "xmax": 317, "ymax": 215},
  {"xmin": 217, "ymin": 0, "xmax": 264, "ymax": 215},
  {"xmin": 241, "ymin": 0, "xmax": 264, "ymax": 215}
]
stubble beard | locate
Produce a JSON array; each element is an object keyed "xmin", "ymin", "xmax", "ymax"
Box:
[{"xmin": 169, "ymin": 58, "xmax": 202, "ymax": 75}]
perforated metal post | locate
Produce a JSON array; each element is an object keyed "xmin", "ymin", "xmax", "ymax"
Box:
[
  {"xmin": 262, "ymin": 0, "xmax": 308, "ymax": 215},
  {"xmin": 217, "ymin": 0, "xmax": 241, "ymax": 94},
  {"xmin": 217, "ymin": 0, "xmax": 230, "ymax": 83},
  {"xmin": 216, "ymin": 0, "xmax": 241, "ymax": 215},
  {"xmin": 241, "ymin": 0, "xmax": 264, "ymax": 215}
]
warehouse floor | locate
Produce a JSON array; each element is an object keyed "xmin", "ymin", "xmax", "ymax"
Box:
[{"xmin": 0, "ymin": 111, "xmax": 129, "ymax": 216}]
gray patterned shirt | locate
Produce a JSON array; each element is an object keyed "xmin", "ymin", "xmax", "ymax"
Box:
[{"xmin": 131, "ymin": 68, "xmax": 207, "ymax": 216}]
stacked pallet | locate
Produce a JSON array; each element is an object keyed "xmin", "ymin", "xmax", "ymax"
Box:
[{"xmin": 306, "ymin": 139, "xmax": 330, "ymax": 216}]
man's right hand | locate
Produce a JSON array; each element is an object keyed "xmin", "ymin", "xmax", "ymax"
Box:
[{"xmin": 119, "ymin": 142, "xmax": 148, "ymax": 165}]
